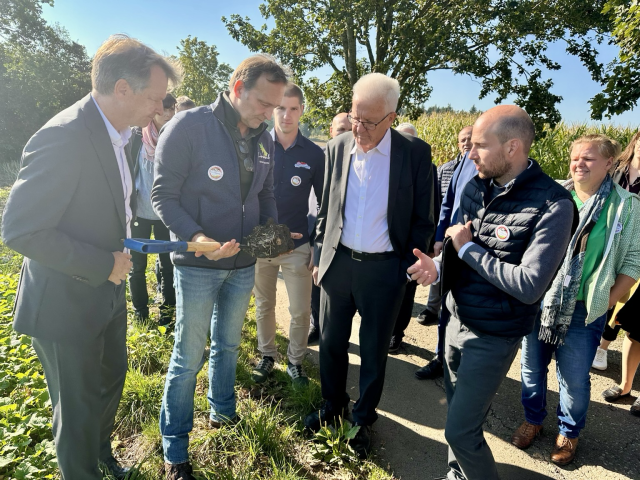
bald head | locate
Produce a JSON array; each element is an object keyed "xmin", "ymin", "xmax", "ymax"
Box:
[
  {"xmin": 476, "ymin": 105, "xmax": 535, "ymax": 154},
  {"xmin": 330, "ymin": 112, "xmax": 351, "ymax": 138},
  {"xmin": 469, "ymin": 105, "xmax": 533, "ymax": 185},
  {"xmin": 458, "ymin": 126, "xmax": 473, "ymax": 154}
]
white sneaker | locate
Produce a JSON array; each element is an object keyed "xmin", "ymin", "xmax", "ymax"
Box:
[{"xmin": 592, "ymin": 347, "xmax": 608, "ymax": 371}]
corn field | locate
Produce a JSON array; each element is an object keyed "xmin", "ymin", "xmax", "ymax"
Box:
[{"xmin": 402, "ymin": 113, "xmax": 640, "ymax": 180}]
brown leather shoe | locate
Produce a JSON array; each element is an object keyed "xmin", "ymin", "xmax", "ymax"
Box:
[
  {"xmin": 511, "ymin": 421, "xmax": 543, "ymax": 449},
  {"xmin": 550, "ymin": 434, "xmax": 578, "ymax": 465}
]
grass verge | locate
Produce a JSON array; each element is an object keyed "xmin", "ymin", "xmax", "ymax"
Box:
[{"xmin": 0, "ymin": 209, "xmax": 395, "ymax": 479}]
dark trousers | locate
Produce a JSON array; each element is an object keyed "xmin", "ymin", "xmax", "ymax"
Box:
[
  {"xmin": 435, "ymin": 306, "xmax": 450, "ymax": 362},
  {"xmin": 319, "ymin": 248, "xmax": 406, "ymax": 425},
  {"xmin": 311, "ymin": 283, "xmax": 321, "ymax": 330},
  {"xmin": 32, "ymin": 285, "xmax": 128, "ymax": 480},
  {"xmin": 444, "ymin": 313, "xmax": 521, "ymax": 480},
  {"xmin": 392, "ymin": 280, "xmax": 418, "ymax": 340},
  {"xmin": 129, "ymin": 217, "xmax": 175, "ymax": 319}
]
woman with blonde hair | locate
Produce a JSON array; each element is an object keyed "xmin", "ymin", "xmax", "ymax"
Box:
[
  {"xmin": 511, "ymin": 134, "xmax": 640, "ymax": 465},
  {"xmin": 590, "ymin": 130, "xmax": 640, "ymax": 417}
]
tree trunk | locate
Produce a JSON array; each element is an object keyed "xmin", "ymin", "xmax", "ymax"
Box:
[{"xmin": 345, "ymin": 14, "xmax": 358, "ymax": 86}]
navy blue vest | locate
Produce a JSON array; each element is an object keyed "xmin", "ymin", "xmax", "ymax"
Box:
[{"xmin": 447, "ymin": 160, "xmax": 575, "ymax": 337}]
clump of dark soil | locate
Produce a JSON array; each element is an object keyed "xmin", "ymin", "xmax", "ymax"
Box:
[{"xmin": 242, "ymin": 218, "xmax": 294, "ymax": 258}]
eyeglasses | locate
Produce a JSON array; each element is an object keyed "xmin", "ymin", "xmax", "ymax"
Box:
[
  {"xmin": 237, "ymin": 139, "xmax": 254, "ymax": 172},
  {"xmin": 347, "ymin": 111, "xmax": 394, "ymax": 131}
]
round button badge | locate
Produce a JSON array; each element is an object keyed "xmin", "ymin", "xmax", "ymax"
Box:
[
  {"xmin": 208, "ymin": 166, "xmax": 223, "ymax": 181},
  {"xmin": 495, "ymin": 225, "xmax": 511, "ymax": 241},
  {"xmin": 291, "ymin": 176, "xmax": 301, "ymax": 186}
]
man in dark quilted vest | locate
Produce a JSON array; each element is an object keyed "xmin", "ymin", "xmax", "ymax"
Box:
[{"xmin": 408, "ymin": 105, "xmax": 577, "ymax": 480}]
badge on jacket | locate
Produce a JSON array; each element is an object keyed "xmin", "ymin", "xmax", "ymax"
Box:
[
  {"xmin": 291, "ymin": 176, "xmax": 301, "ymax": 186},
  {"xmin": 495, "ymin": 225, "xmax": 511, "ymax": 241},
  {"xmin": 208, "ymin": 166, "xmax": 223, "ymax": 181}
]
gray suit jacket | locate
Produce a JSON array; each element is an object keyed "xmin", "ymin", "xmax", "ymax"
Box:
[
  {"xmin": 1, "ymin": 94, "xmax": 136, "ymax": 342},
  {"xmin": 314, "ymin": 129, "xmax": 435, "ymax": 284}
]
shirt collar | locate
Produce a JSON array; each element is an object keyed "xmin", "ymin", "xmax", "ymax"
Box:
[
  {"xmin": 271, "ymin": 128, "xmax": 301, "ymax": 150},
  {"xmin": 490, "ymin": 159, "xmax": 533, "ymax": 189},
  {"xmin": 350, "ymin": 128, "xmax": 392, "ymax": 157},
  {"xmin": 218, "ymin": 91, "xmax": 266, "ymax": 140},
  {"xmin": 91, "ymin": 95, "xmax": 131, "ymax": 148}
]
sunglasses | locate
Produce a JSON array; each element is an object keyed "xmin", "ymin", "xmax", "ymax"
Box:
[{"xmin": 237, "ymin": 139, "xmax": 254, "ymax": 172}]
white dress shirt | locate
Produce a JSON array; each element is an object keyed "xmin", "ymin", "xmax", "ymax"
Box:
[
  {"xmin": 91, "ymin": 96, "xmax": 133, "ymax": 241},
  {"xmin": 340, "ymin": 128, "xmax": 393, "ymax": 253}
]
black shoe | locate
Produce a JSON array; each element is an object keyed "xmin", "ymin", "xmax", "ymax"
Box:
[
  {"xmin": 308, "ymin": 324, "xmax": 320, "ymax": 345},
  {"xmin": 208, "ymin": 414, "xmax": 240, "ymax": 429},
  {"xmin": 159, "ymin": 305, "xmax": 175, "ymax": 327},
  {"xmin": 304, "ymin": 402, "xmax": 349, "ymax": 432},
  {"xmin": 602, "ymin": 385, "xmax": 631, "ymax": 402},
  {"xmin": 415, "ymin": 358, "xmax": 443, "ymax": 380},
  {"xmin": 101, "ymin": 456, "xmax": 130, "ymax": 480},
  {"xmin": 165, "ymin": 462, "xmax": 196, "ymax": 480},
  {"xmin": 416, "ymin": 308, "xmax": 439, "ymax": 326},
  {"xmin": 350, "ymin": 424, "xmax": 372, "ymax": 459},
  {"xmin": 133, "ymin": 311, "xmax": 150, "ymax": 326},
  {"xmin": 251, "ymin": 356, "xmax": 275, "ymax": 384},
  {"xmin": 388, "ymin": 335, "xmax": 402, "ymax": 354}
]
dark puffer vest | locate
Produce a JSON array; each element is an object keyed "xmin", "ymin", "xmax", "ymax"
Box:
[{"xmin": 448, "ymin": 160, "xmax": 575, "ymax": 337}]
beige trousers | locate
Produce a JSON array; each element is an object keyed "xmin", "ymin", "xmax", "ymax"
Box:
[{"xmin": 254, "ymin": 243, "xmax": 313, "ymax": 365}]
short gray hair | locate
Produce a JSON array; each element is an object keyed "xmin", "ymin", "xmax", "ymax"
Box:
[
  {"xmin": 396, "ymin": 122, "xmax": 418, "ymax": 136},
  {"xmin": 352, "ymin": 73, "xmax": 400, "ymax": 112},
  {"xmin": 92, "ymin": 34, "xmax": 180, "ymax": 95},
  {"xmin": 492, "ymin": 114, "xmax": 535, "ymax": 153}
]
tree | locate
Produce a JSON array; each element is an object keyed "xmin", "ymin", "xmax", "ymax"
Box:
[
  {"xmin": 0, "ymin": 0, "xmax": 54, "ymax": 45},
  {"xmin": 223, "ymin": 0, "xmax": 612, "ymax": 131},
  {"xmin": 0, "ymin": 2, "xmax": 91, "ymax": 164},
  {"xmin": 173, "ymin": 36, "xmax": 233, "ymax": 106},
  {"xmin": 590, "ymin": 0, "xmax": 640, "ymax": 120}
]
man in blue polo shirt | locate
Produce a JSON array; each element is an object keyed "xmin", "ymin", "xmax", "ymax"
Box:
[{"xmin": 252, "ymin": 83, "xmax": 325, "ymax": 386}]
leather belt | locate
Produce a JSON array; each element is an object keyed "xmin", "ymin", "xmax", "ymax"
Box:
[{"xmin": 338, "ymin": 243, "xmax": 397, "ymax": 262}]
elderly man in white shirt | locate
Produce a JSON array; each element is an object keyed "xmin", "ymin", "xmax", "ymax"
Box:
[{"xmin": 304, "ymin": 73, "xmax": 435, "ymax": 459}]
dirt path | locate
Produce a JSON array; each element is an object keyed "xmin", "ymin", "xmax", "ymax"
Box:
[{"xmin": 271, "ymin": 277, "xmax": 640, "ymax": 480}]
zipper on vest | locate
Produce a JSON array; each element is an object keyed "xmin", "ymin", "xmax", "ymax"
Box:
[
  {"xmin": 233, "ymin": 204, "xmax": 245, "ymax": 269},
  {"xmin": 477, "ymin": 185, "xmax": 512, "ymax": 232}
]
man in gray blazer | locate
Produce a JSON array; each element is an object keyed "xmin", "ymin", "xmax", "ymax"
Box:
[
  {"xmin": 1, "ymin": 35, "xmax": 178, "ymax": 480},
  {"xmin": 305, "ymin": 73, "xmax": 435, "ymax": 458}
]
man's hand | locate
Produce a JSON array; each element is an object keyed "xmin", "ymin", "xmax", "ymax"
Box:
[
  {"xmin": 433, "ymin": 241, "xmax": 444, "ymax": 256},
  {"xmin": 407, "ymin": 248, "xmax": 438, "ymax": 285},
  {"xmin": 445, "ymin": 221, "xmax": 473, "ymax": 252},
  {"xmin": 291, "ymin": 232, "xmax": 303, "ymax": 240},
  {"xmin": 192, "ymin": 233, "xmax": 240, "ymax": 261},
  {"xmin": 312, "ymin": 266, "xmax": 319, "ymax": 286},
  {"xmin": 108, "ymin": 251, "xmax": 132, "ymax": 285}
]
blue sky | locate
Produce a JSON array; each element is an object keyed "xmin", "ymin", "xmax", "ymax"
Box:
[{"xmin": 43, "ymin": 0, "xmax": 638, "ymax": 126}]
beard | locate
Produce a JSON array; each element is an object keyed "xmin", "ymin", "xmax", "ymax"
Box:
[{"xmin": 477, "ymin": 151, "xmax": 512, "ymax": 180}]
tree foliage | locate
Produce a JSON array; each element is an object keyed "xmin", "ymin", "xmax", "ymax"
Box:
[
  {"xmin": 590, "ymin": 0, "xmax": 640, "ymax": 119},
  {"xmin": 223, "ymin": 0, "xmax": 613, "ymax": 132},
  {"xmin": 0, "ymin": 1, "xmax": 91, "ymax": 164},
  {"xmin": 173, "ymin": 36, "xmax": 233, "ymax": 106}
]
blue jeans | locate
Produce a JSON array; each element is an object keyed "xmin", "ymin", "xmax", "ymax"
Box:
[
  {"xmin": 520, "ymin": 302, "xmax": 606, "ymax": 439},
  {"xmin": 160, "ymin": 264, "xmax": 255, "ymax": 464}
]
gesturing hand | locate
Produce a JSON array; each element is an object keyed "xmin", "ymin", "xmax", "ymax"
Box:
[
  {"xmin": 445, "ymin": 221, "xmax": 473, "ymax": 252},
  {"xmin": 109, "ymin": 251, "xmax": 133, "ymax": 285},
  {"xmin": 192, "ymin": 233, "xmax": 240, "ymax": 261},
  {"xmin": 407, "ymin": 248, "xmax": 438, "ymax": 286}
]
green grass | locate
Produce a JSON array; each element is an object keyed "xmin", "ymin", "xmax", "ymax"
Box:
[{"xmin": 0, "ymin": 206, "xmax": 395, "ymax": 479}]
